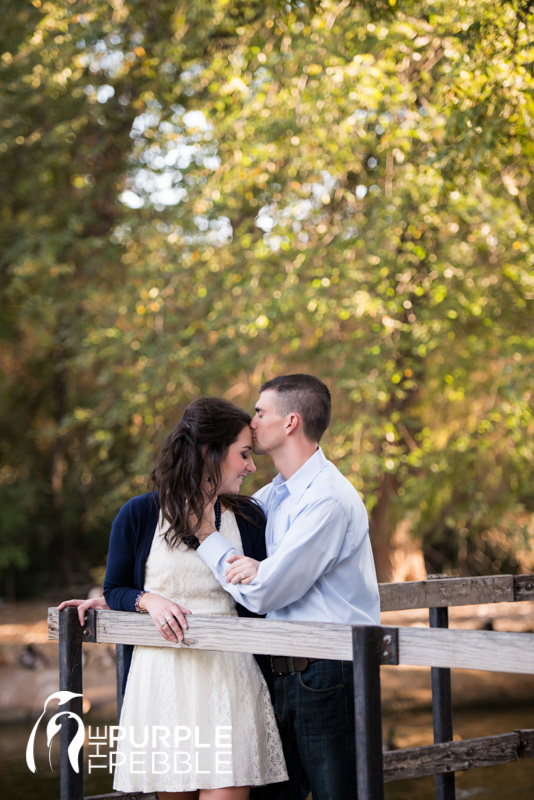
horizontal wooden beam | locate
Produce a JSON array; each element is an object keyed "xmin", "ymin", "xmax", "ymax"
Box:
[
  {"xmin": 397, "ymin": 627, "xmax": 534, "ymax": 674},
  {"xmin": 383, "ymin": 729, "xmax": 534, "ymax": 782},
  {"xmin": 378, "ymin": 574, "xmax": 519, "ymax": 611},
  {"xmin": 48, "ymin": 609, "xmax": 534, "ymax": 674},
  {"xmin": 48, "ymin": 608, "xmax": 355, "ymax": 660}
]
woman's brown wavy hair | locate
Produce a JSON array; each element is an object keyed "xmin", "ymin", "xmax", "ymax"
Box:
[{"xmin": 150, "ymin": 397, "xmax": 263, "ymax": 548}]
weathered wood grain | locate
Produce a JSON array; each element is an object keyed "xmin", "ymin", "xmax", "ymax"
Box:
[
  {"xmin": 383, "ymin": 729, "xmax": 534, "ymax": 782},
  {"xmin": 48, "ymin": 608, "xmax": 354, "ymax": 660},
  {"xmin": 378, "ymin": 575, "xmax": 517, "ymax": 611},
  {"xmin": 48, "ymin": 609, "xmax": 534, "ymax": 673},
  {"xmin": 397, "ymin": 627, "xmax": 534, "ymax": 674}
]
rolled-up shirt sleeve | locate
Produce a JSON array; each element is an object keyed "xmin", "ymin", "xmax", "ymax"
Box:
[{"xmin": 197, "ymin": 497, "xmax": 355, "ymax": 615}]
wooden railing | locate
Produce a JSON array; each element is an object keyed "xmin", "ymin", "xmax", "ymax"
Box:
[{"xmin": 47, "ymin": 573, "xmax": 534, "ymax": 800}]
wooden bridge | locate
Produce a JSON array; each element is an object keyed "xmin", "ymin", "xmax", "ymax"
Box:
[{"xmin": 47, "ymin": 573, "xmax": 534, "ymax": 800}]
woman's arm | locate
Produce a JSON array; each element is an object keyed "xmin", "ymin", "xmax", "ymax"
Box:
[
  {"xmin": 103, "ymin": 495, "xmax": 191, "ymax": 641},
  {"xmin": 102, "ymin": 497, "xmax": 148, "ymax": 611}
]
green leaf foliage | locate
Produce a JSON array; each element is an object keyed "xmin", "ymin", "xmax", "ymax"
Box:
[{"xmin": 0, "ymin": 0, "xmax": 532, "ymax": 593}]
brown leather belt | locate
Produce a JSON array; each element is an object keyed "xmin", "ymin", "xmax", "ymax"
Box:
[{"xmin": 270, "ymin": 656, "xmax": 322, "ymax": 676}]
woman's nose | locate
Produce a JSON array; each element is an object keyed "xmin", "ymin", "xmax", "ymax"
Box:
[{"xmin": 247, "ymin": 458, "xmax": 256, "ymax": 473}]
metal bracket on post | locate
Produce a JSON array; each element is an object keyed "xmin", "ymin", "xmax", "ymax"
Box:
[
  {"xmin": 353, "ymin": 625, "xmax": 395, "ymax": 800},
  {"xmin": 59, "ymin": 607, "xmax": 86, "ymax": 800},
  {"xmin": 81, "ymin": 607, "xmax": 97, "ymax": 642},
  {"xmin": 380, "ymin": 627, "xmax": 399, "ymax": 665},
  {"xmin": 513, "ymin": 574, "xmax": 534, "ymax": 602}
]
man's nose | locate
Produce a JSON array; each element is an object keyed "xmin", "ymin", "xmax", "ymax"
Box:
[{"xmin": 250, "ymin": 416, "xmax": 258, "ymax": 429}]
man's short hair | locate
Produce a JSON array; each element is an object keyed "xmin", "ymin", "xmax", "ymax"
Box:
[{"xmin": 260, "ymin": 374, "xmax": 331, "ymax": 442}]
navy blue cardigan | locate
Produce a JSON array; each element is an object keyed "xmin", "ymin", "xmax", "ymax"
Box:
[{"xmin": 103, "ymin": 492, "xmax": 271, "ymax": 691}]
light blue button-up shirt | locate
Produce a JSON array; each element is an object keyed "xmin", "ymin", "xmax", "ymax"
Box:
[{"xmin": 198, "ymin": 448, "xmax": 380, "ymax": 625}]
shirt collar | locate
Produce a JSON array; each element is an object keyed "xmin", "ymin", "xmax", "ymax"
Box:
[{"xmin": 272, "ymin": 447, "xmax": 327, "ymax": 503}]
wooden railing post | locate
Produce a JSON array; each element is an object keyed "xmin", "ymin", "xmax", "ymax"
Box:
[
  {"xmin": 353, "ymin": 626, "xmax": 395, "ymax": 800},
  {"xmin": 428, "ymin": 574, "xmax": 456, "ymax": 800},
  {"xmin": 59, "ymin": 607, "xmax": 85, "ymax": 800},
  {"xmin": 59, "ymin": 608, "xmax": 96, "ymax": 800}
]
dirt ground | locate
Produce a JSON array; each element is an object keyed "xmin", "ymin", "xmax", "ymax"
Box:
[{"xmin": 1, "ymin": 598, "xmax": 533, "ymax": 723}]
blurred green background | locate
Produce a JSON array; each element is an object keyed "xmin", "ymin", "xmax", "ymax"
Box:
[{"xmin": 1, "ymin": 0, "xmax": 532, "ymax": 598}]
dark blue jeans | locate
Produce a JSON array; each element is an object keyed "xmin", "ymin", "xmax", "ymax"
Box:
[{"xmin": 273, "ymin": 659, "xmax": 357, "ymax": 800}]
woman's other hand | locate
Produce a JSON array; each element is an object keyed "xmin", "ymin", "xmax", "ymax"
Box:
[
  {"xmin": 57, "ymin": 596, "xmax": 109, "ymax": 626},
  {"xmin": 139, "ymin": 592, "xmax": 192, "ymax": 643},
  {"xmin": 225, "ymin": 554, "xmax": 260, "ymax": 585}
]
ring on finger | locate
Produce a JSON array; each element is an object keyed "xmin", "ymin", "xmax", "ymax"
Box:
[
  {"xmin": 240, "ymin": 572, "xmax": 245, "ymax": 580},
  {"xmin": 159, "ymin": 619, "xmax": 166, "ymax": 626},
  {"xmin": 165, "ymin": 616, "xmax": 173, "ymax": 623}
]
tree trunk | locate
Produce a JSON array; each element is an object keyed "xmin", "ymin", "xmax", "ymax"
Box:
[{"xmin": 370, "ymin": 471, "xmax": 398, "ymax": 583}]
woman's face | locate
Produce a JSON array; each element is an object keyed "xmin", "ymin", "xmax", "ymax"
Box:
[{"xmin": 218, "ymin": 425, "xmax": 256, "ymax": 494}]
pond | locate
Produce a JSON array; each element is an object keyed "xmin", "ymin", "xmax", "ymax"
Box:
[
  {"xmin": 382, "ymin": 706, "xmax": 534, "ymax": 799},
  {"xmin": 3, "ymin": 705, "xmax": 533, "ymax": 799}
]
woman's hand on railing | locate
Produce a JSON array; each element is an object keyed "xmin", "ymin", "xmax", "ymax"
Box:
[
  {"xmin": 58, "ymin": 596, "xmax": 109, "ymax": 626},
  {"xmin": 225, "ymin": 554, "xmax": 260, "ymax": 585},
  {"xmin": 138, "ymin": 592, "xmax": 192, "ymax": 643}
]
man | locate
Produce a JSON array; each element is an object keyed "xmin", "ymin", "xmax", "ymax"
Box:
[{"xmin": 196, "ymin": 374, "xmax": 380, "ymax": 800}]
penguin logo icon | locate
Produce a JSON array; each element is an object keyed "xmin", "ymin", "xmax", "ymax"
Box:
[{"xmin": 26, "ymin": 691, "xmax": 85, "ymax": 773}]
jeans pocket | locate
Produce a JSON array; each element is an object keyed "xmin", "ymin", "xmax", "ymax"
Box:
[{"xmin": 297, "ymin": 661, "xmax": 345, "ymax": 694}]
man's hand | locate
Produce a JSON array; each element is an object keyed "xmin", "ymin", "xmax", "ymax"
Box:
[
  {"xmin": 139, "ymin": 593, "xmax": 192, "ymax": 643},
  {"xmin": 57, "ymin": 596, "xmax": 109, "ymax": 627},
  {"xmin": 225, "ymin": 554, "xmax": 260, "ymax": 585}
]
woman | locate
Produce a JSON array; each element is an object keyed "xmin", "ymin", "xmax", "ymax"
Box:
[{"xmin": 68, "ymin": 397, "xmax": 287, "ymax": 799}]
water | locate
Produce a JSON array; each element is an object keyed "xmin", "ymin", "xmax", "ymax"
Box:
[
  {"xmin": 3, "ymin": 707, "xmax": 533, "ymax": 799},
  {"xmin": 382, "ymin": 706, "xmax": 534, "ymax": 799},
  {"xmin": 1, "ymin": 721, "xmax": 113, "ymax": 799},
  {"xmin": 384, "ymin": 761, "xmax": 534, "ymax": 799}
]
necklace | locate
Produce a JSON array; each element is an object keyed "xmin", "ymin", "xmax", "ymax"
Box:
[{"xmin": 183, "ymin": 497, "xmax": 222, "ymax": 550}]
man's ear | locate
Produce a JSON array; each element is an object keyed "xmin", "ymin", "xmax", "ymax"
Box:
[{"xmin": 284, "ymin": 413, "xmax": 299, "ymax": 436}]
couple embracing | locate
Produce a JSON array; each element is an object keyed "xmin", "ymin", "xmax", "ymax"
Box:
[{"xmin": 61, "ymin": 374, "xmax": 380, "ymax": 800}]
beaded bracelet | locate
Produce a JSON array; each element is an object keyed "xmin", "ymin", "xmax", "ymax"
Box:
[{"xmin": 134, "ymin": 589, "xmax": 150, "ymax": 613}]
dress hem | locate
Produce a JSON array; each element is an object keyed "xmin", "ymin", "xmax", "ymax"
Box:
[{"xmin": 114, "ymin": 772, "xmax": 289, "ymax": 792}]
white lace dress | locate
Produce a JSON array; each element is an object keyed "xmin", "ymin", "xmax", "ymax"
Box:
[{"xmin": 113, "ymin": 510, "xmax": 288, "ymax": 793}]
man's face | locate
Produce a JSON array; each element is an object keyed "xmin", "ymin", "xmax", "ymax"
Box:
[{"xmin": 250, "ymin": 389, "xmax": 287, "ymax": 456}]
